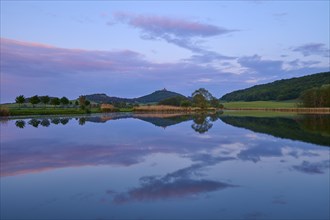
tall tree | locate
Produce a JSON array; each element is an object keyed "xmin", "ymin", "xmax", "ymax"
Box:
[
  {"xmin": 15, "ymin": 95, "xmax": 25, "ymax": 109},
  {"xmin": 30, "ymin": 95, "xmax": 40, "ymax": 108},
  {"xmin": 60, "ymin": 96, "xmax": 70, "ymax": 106},
  {"xmin": 51, "ymin": 97, "xmax": 61, "ymax": 108},
  {"xmin": 40, "ymin": 96, "xmax": 50, "ymax": 108}
]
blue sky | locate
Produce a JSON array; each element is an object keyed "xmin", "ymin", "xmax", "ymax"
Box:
[{"xmin": 1, "ymin": 1, "xmax": 329, "ymax": 103}]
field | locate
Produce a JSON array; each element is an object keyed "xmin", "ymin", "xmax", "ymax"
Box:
[
  {"xmin": 0, "ymin": 103, "xmax": 101, "ymax": 116},
  {"xmin": 223, "ymin": 100, "xmax": 298, "ymax": 109}
]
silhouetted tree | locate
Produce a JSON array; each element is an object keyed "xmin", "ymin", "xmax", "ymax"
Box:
[
  {"xmin": 30, "ymin": 95, "xmax": 40, "ymax": 108},
  {"xmin": 51, "ymin": 97, "xmax": 61, "ymax": 108},
  {"xmin": 60, "ymin": 96, "xmax": 70, "ymax": 106},
  {"xmin": 40, "ymin": 96, "xmax": 50, "ymax": 108},
  {"xmin": 15, "ymin": 95, "xmax": 25, "ymax": 109}
]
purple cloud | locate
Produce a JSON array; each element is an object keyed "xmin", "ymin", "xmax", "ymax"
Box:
[
  {"xmin": 113, "ymin": 12, "xmax": 234, "ymax": 38},
  {"xmin": 113, "ymin": 12, "xmax": 237, "ymax": 62},
  {"xmin": 292, "ymin": 43, "xmax": 330, "ymax": 57}
]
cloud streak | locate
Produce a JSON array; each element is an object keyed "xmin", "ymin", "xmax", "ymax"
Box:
[
  {"xmin": 113, "ymin": 12, "xmax": 235, "ymax": 38},
  {"xmin": 113, "ymin": 12, "xmax": 237, "ymax": 62},
  {"xmin": 292, "ymin": 43, "xmax": 330, "ymax": 57}
]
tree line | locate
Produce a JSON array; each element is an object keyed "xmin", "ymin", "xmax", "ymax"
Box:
[
  {"xmin": 220, "ymin": 72, "xmax": 330, "ymax": 102},
  {"xmin": 15, "ymin": 95, "xmax": 91, "ymax": 109},
  {"xmin": 158, "ymin": 88, "xmax": 223, "ymax": 109},
  {"xmin": 299, "ymin": 84, "xmax": 330, "ymax": 107}
]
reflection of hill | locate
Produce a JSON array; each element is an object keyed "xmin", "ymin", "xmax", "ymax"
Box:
[
  {"xmin": 135, "ymin": 114, "xmax": 194, "ymax": 128},
  {"xmin": 85, "ymin": 113, "xmax": 194, "ymax": 128},
  {"xmin": 220, "ymin": 115, "xmax": 330, "ymax": 147}
]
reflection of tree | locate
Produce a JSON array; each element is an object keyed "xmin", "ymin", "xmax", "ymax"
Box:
[
  {"xmin": 60, "ymin": 118, "xmax": 69, "ymax": 125},
  {"xmin": 79, "ymin": 118, "xmax": 86, "ymax": 125},
  {"xmin": 51, "ymin": 118, "xmax": 61, "ymax": 125},
  {"xmin": 299, "ymin": 115, "xmax": 330, "ymax": 136},
  {"xmin": 15, "ymin": 120, "xmax": 26, "ymax": 129},
  {"xmin": 28, "ymin": 119, "xmax": 40, "ymax": 128},
  {"xmin": 191, "ymin": 114, "xmax": 213, "ymax": 134},
  {"xmin": 220, "ymin": 115, "xmax": 330, "ymax": 147},
  {"xmin": 40, "ymin": 119, "xmax": 50, "ymax": 127}
]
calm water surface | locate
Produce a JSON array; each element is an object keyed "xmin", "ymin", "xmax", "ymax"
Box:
[{"xmin": 1, "ymin": 113, "xmax": 329, "ymax": 220}]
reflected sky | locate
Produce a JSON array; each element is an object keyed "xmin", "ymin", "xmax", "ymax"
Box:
[{"xmin": 1, "ymin": 113, "xmax": 329, "ymax": 219}]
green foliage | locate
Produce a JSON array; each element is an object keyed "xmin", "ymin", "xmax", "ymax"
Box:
[
  {"xmin": 60, "ymin": 96, "xmax": 70, "ymax": 105},
  {"xmin": 192, "ymin": 88, "xmax": 221, "ymax": 109},
  {"xmin": 50, "ymin": 97, "xmax": 61, "ymax": 108},
  {"xmin": 223, "ymin": 101, "xmax": 297, "ymax": 109},
  {"xmin": 40, "ymin": 96, "xmax": 50, "ymax": 107},
  {"xmin": 29, "ymin": 95, "xmax": 40, "ymax": 108},
  {"xmin": 192, "ymin": 93, "xmax": 208, "ymax": 109},
  {"xmin": 192, "ymin": 88, "xmax": 213, "ymax": 101},
  {"xmin": 180, "ymin": 100, "xmax": 192, "ymax": 107},
  {"xmin": 300, "ymin": 84, "xmax": 330, "ymax": 107},
  {"xmin": 158, "ymin": 96, "xmax": 188, "ymax": 106},
  {"xmin": 15, "ymin": 95, "xmax": 25, "ymax": 108},
  {"xmin": 221, "ymin": 72, "xmax": 330, "ymax": 101}
]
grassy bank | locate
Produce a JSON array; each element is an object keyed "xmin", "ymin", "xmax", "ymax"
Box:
[
  {"xmin": 1, "ymin": 107, "xmax": 101, "ymax": 116},
  {"xmin": 223, "ymin": 100, "xmax": 297, "ymax": 109}
]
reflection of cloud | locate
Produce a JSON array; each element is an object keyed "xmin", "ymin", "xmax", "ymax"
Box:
[
  {"xmin": 292, "ymin": 160, "xmax": 330, "ymax": 174},
  {"xmin": 110, "ymin": 151, "xmax": 236, "ymax": 204},
  {"xmin": 238, "ymin": 144, "xmax": 283, "ymax": 163},
  {"xmin": 113, "ymin": 178, "xmax": 234, "ymax": 204},
  {"xmin": 1, "ymin": 139, "xmax": 153, "ymax": 177}
]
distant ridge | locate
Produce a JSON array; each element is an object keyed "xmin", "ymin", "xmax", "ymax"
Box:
[
  {"xmin": 220, "ymin": 72, "xmax": 330, "ymax": 101},
  {"xmin": 84, "ymin": 89, "xmax": 186, "ymax": 104}
]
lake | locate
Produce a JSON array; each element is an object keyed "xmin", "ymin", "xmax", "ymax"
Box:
[{"xmin": 1, "ymin": 112, "xmax": 329, "ymax": 220}]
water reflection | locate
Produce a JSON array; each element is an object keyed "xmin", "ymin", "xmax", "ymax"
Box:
[
  {"xmin": 9, "ymin": 113, "xmax": 330, "ymax": 147},
  {"xmin": 1, "ymin": 113, "xmax": 329, "ymax": 219},
  {"xmin": 219, "ymin": 115, "xmax": 330, "ymax": 147}
]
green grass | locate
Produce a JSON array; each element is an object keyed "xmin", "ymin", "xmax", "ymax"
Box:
[
  {"xmin": 223, "ymin": 100, "xmax": 298, "ymax": 109},
  {"xmin": 6, "ymin": 108, "xmax": 101, "ymax": 116},
  {"xmin": 222, "ymin": 110, "xmax": 299, "ymax": 117}
]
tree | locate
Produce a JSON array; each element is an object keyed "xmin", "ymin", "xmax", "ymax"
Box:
[
  {"xmin": 15, "ymin": 95, "xmax": 25, "ymax": 109},
  {"xmin": 192, "ymin": 93, "xmax": 208, "ymax": 109},
  {"xmin": 79, "ymin": 96, "xmax": 86, "ymax": 106},
  {"xmin": 192, "ymin": 88, "xmax": 213, "ymax": 101},
  {"xmin": 40, "ymin": 96, "xmax": 50, "ymax": 108},
  {"xmin": 60, "ymin": 96, "xmax": 70, "ymax": 106},
  {"xmin": 210, "ymin": 97, "xmax": 222, "ymax": 108},
  {"xmin": 180, "ymin": 100, "xmax": 192, "ymax": 107},
  {"xmin": 30, "ymin": 95, "xmax": 40, "ymax": 108},
  {"xmin": 51, "ymin": 97, "xmax": 61, "ymax": 108}
]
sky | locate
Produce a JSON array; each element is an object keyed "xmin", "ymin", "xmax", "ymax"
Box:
[{"xmin": 0, "ymin": 0, "xmax": 329, "ymax": 103}]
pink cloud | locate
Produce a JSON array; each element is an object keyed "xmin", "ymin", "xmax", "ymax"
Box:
[{"xmin": 113, "ymin": 12, "xmax": 234, "ymax": 37}]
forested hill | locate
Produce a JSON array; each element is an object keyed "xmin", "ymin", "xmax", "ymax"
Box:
[
  {"xmin": 220, "ymin": 72, "xmax": 330, "ymax": 101},
  {"xmin": 84, "ymin": 89, "xmax": 186, "ymax": 104},
  {"xmin": 135, "ymin": 89, "xmax": 185, "ymax": 103}
]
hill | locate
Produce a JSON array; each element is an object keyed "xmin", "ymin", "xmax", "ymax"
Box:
[
  {"xmin": 84, "ymin": 89, "xmax": 186, "ymax": 104},
  {"xmin": 84, "ymin": 93, "xmax": 133, "ymax": 104},
  {"xmin": 220, "ymin": 72, "xmax": 330, "ymax": 101},
  {"xmin": 135, "ymin": 89, "xmax": 186, "ymax": 103}
]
